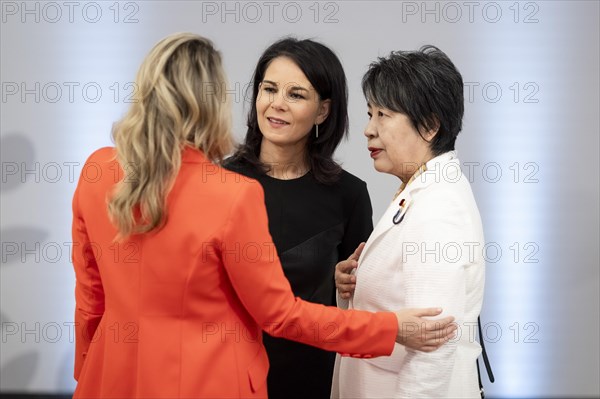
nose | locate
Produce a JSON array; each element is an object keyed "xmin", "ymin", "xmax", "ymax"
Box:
[
  {"xmin": 269, "ymin": 90, "xmax": 287, "ymax": 111},
  {"xmin": 364, "ymin": 118, "xmax": 377, "ymax": 139}
]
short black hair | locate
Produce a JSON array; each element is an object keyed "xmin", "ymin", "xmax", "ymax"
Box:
[
  {"xmin": 362, "ymin": 45, "xmax": 464, "ymax": 155},
  {"xmin": 229, "ymin": 37, "xmax": 349, "ymax": 184}
]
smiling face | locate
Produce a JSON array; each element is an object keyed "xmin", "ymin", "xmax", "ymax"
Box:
[
  {"xmin": 364, "ymin": 103, "xmax": 436, "ymax": 182},
  {"xmin": 256, "ymin": 56, "xmax": 330, "ymax": 153}
]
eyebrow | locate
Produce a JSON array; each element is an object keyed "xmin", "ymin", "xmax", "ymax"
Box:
[
  {"xmin": 288, "ymin": 85, "xmax": 309, "ymax": 92},
  {"xmin": 262, "ymin": 80, "xmax": 309, "ymax": 92}
]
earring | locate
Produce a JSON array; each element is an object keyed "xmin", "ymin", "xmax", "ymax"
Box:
[{"xmin": 315, "ymin": 124, "xmax": 319, "ymax": 139}]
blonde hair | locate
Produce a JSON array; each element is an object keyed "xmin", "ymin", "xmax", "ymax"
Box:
[{"xmin": 108, "ymin": 32, "xmax": 232, "ymax": 239}]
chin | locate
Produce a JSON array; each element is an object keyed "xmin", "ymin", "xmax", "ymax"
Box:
[{"xmin": 373, "ymin": 164, "xmax": 386, "ymax": 174}]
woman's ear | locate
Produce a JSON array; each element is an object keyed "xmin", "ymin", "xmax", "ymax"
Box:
[
  {"xmin": 316, "ymin": 99, "xmax": 331, "ymax": 125},
  {"xmin": 421, "ymin": 115, "xmax": 440, "ymax": 142}
]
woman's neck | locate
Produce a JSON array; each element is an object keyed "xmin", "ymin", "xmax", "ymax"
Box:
[
  {"xmin": 259, "ymin": 139, "xmax": 309, "ymax": 180},
  {"xmin": 398, "ymin": 151, "xmax": 435, "ymax": 184}
]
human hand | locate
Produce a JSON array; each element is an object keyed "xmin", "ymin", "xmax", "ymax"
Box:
[
  {"xmin": 394, "ymin": 308, "xmax": 457, "ymax": 352},
  {"xmin": 335, "ymin": 242, "xmax": 365, "ymax": 300}
]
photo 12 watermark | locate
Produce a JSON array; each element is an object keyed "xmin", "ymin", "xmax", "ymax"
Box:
[
  {"xmin": 464, "ymin": 81, "xmax": 540, "ymax": 104},
  {"xmin": 399, "ymin": 1, "xmax": 540, "ymax": 24},
  {"xmin": 1, "ymin": 81, "xmax": 139, "ymax": 104},
  {"xmin": 390, "ymin": 160, "xmax": 540, "ymax": 185},
  {"xmin": 444, "ymin": 320, "xmax": 540, "ymax": 344},
  {"xmin": 1, "ymin": 241, "xmax": 141, "ymax": 265},
  {"xmin": 0, "ymin": 238, "xmax": 540, "ymax": 266},
  {"xmin": 1, "ymin": 159, "xmax": 314, "ymax": 187},
  {"xmin": 199, "ymin": 1, "xmax": 341, "ymax": 24},
  {"xmin": 0, "ymin": 81, "xmax": 277, "ymax": 105},
  {"xmin": 1, "ymin": 1, "xmax": 140, "ymax": 24},
  {"xmin": 0, "ymin": 319, "xmax": 540, "ymax": 345},
  {"xmin": 400, "ymin": 240, "xmax": 540, "ymax": 264}
]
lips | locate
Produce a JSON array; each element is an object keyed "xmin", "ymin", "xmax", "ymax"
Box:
[
  {"xmin": 266, "ymin": 116, "xmax": 290, "ymax": 126},
  {"xmin": 368, "ymin": 147, "xmax": 383, "ymax": 158}
]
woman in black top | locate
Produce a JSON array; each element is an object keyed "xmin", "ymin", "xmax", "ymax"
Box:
[{"xmin": 224, "ymin": 38, "xmax": 372, "ymax": 398}]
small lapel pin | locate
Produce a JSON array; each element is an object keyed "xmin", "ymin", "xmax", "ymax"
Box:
[{"xmin": 392, "ymin": 198, "xmax": 409, "ymax": 225}]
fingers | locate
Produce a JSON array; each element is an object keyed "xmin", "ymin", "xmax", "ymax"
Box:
[
  {"xmin": 421, "ymin": 318, "xmax": 457, "ymax": 344},
  {"xmin": 335, "ymin": 262, "xmax": 356, "ymax": 299},
  {"xmin": 394, "ymin": 309, "xmax": 459, "ymax": 350},
  {"xmin": 422, "ymin": 323, "xmax": 457, "ymax": 340},
  {"xmin": 409, "ymin": 307, "xmax": 444, "ymax": 318},
  {"xmin": 421, "ymin": 323, "xmax": 458, "ymax": 350},
  {"xmin": 334, "ymin": 244, "xmax": 364, "ymax": 301},
  {"xmin": 335, "ymin": 260, "xmax": 358, "ymax": 292},
  {"xmin": 338, "ymin": 291, "xmax": 353, "ymax": 300},
  {"xmin": 337, "ymin": 281, "xmax": 355, "ymax": 292},
  {"xmin": 348, "ymin": 242, "xmax": 366, "ymax": 261},
  {"xmin": 422, "ymin": 318, "xmax": 455, "ymax": 338},
  {"xmin": 335, "ymin": 261, "xmax": 356, "ymax": 299},
  {"xmin": 336, "ymin": 259, "xmax": 358, "ymax": 276},
  {"xmin": 423, "ymin": 316, "xmax": 455, "ymax": 330}
]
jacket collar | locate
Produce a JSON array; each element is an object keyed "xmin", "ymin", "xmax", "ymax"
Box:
[
  {"xmin": 181, "ymin": 145, "xmax": 211, "ymax": 164},
  {"xmin": 358, "ymin": 151, "xmax": 459, "ymax": 264},
  {"xmin": 405, "ymin": 150, "xmax": 458, "ymax": 194}
]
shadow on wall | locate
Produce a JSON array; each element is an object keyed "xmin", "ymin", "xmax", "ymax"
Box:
[{"xmin": 1, "ymin": 133, "xmax": 50, "ymax": 392}]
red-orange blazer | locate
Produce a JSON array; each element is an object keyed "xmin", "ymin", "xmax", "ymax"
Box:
[{"xmin": 71, "ymin": 146, "xmax": 397, "ymax": 398}]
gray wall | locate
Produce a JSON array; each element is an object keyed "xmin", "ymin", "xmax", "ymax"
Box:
[{"xmin": 1, "ymin": 1, "xmax": 598, "ymax": 397}]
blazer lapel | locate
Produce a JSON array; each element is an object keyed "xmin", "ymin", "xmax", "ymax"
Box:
[
  {"xmin": 358, "ymin": 151, "xmax": 458, "ymax": 264},
  {"xmin": 359, "ymin": 190, "xmax": 414, "ymax": 264}
]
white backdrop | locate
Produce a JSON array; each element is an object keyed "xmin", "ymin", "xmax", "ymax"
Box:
[{"xmin": 1, "ymin": 1, "xmax": 599, "ymax": 397}]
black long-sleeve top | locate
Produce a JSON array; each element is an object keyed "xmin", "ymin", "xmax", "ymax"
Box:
[{"xmin": 224, "ymin": 157, "xmax": 373, "ymax": 399}]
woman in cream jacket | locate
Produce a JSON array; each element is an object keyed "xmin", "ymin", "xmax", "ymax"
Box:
[{"xmin": 333, "ymin": 46, "xmax": 485, "ymax": 398}]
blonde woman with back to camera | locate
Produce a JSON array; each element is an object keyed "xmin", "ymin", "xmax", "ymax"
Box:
[{"xmin": 70, "ymin": 33, "xmax": 456, "ymax": 398}]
